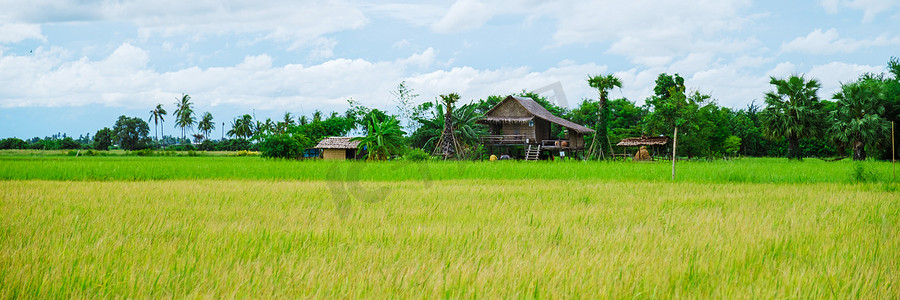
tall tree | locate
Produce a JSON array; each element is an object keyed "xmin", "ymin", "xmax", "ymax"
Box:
[
  {"xmin": 830, "ymin": 78, "xmax": 890, "ymax": 160},
  {"xmin": 587, "ymin": 74, "xmax": 622, "ymax": 159},
  {"xmin": 149, "ymin": 104, "xmax": 166, "ymax": 148},
  {"xmin": 113, "ymin": 115, "xmax": 151, "ymax": 150},
  {"xmin": 173, "ymin": 94, "xmax": 195, "ymax": 142},
  {"xmin": 759, "ymin": 75, "xmax": 826, "ymax": 160},
  {"xmin": 391, "ymin": 81, "xmax": 420, "ymax": 134},
  {"xmin": 197, "ymin": 112, "xmax": 215, "ymax": 141},
  {"xmin": 93, "ymin": 127, "xmax": 114, "ymax": 150}
]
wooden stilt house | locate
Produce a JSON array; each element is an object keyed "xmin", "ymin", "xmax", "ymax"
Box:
[{"xmin": 477, "ymin": 96, "xmax": 595, "ymax": 159}]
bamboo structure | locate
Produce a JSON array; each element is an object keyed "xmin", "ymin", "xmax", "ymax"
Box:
[
  {"xmin": 433, "ymin": 96, "xmax": 465, "ymax": 159},
  {"xmin": 671, "ymin": 126, "xmax": 678, "ymax": 180}
]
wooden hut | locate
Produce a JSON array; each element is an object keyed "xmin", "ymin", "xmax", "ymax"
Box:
[
  {"xmin": 616, "ymin": 136, "xmax": 670, "ymax": 159},
  {"xmin": 315, "ymin": 137, "xmax": 361, "ymax": 160},
  {"xmin": 477, "ymin": 96, "xmax": 594, "ymax": 159}
]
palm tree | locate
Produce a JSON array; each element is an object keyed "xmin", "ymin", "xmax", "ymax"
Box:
[
  {"xmin": 416, "ymin": 101, "xmax": 483, "ymax": 151},
  {"xmin": 830, "ymin": 79, "xmax": 890, "ymax": 160},
  {"xmin": 759, "ymin": 75, "xmax": 826, "ymax": 160},
  {"xmin": 197, "ymin": 112, "xmax": 215, "ymax": 141},
  {"xmin": 352, "ymin": 115, "xmax": 406, "ymax": 161},
  {"xmin": 173, "ymin": 94, "xmax": 196, "ymax": 143},
  {"xmin": 277, "ymin": 112, "xmax": 295, "ymax": 133},
  {"xmin": 587, "ymin": 74, "xmax": 622, "ymax": 160},
  {"xmin": 434, "ymin": 93, "xmax": 461, "ymax": 158},
  {"xmin": 228, "ymin": 114, "xmax": 254, "ymax": 139},
  {"xmin": 149, "ymin": 103, "xmax": 167, "ymax": 148}
]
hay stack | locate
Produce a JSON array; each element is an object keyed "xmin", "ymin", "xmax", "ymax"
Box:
[{"xmin": 634, "ymin": 146, "xmax": 651, "ymax": 161}]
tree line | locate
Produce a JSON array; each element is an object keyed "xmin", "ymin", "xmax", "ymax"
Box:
[{"xmin": 2, "ymin": 58, "xmax": 898, "ymax": 161}]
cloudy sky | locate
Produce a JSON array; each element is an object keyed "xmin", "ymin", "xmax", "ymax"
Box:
[{"xmin": 1, "ymin": 0, "xmax": 898, "ymax": 138}]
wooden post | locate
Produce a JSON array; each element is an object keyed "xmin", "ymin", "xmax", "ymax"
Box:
[
  {"xmin": 672, "ymin": 126, "xmax": 678, "ymax": 180},
  {"xmin": 892, "ymin": 121, "xmax": 895, "ymax": 181}
]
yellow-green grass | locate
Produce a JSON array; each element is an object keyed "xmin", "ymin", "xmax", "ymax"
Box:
[{"xmin": 2, "ymin": 179, "xmax": 898, "ymax": 298}]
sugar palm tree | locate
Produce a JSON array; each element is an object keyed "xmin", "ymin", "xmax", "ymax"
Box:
[
  {"xmin": 149, "ymin": 103, "xmax": 167, "ymax": 148},
  {"xmin": 759, "ymin": 75, "xmax": 826, "ymax": 160},
  {"xmin": 417, "ymin": 101, "xmax": 483, "ymax": 151},
  {"xmin": 587, "ymin": 74, "xmax": 622, "ymax": 160},
  {"xmin": 197, "ymin": 112, "xmax": 215, "ymax": 141},
  {"xmin": 352, "ymin": 115, "xmax": 406, "ymax": 161},
  {"xmin": 830, "ymin": 79, "xmax": 890, "ymax": 160},
  {"xmin": 434, "ymin": 93, "xmax": 461, "ymax": 158},
  {"xmin": 173, "ymin": 94, "xmax": 195, "ymax": 143}
]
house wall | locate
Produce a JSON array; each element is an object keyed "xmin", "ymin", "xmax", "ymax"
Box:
[
  {"xmin": 501, "ymin": 123, "xmax": 536, "ymax": 142},
  {"xmin": 534, "ymin": 119, "xmax": 550, "ymax": 142},
  {"xmin": 568, "ymin": 133, "xmax": 585, "ymax": 149},
  {"xmin": 322, "ymin": 149, "xmax": 348, "ymax": 160}
]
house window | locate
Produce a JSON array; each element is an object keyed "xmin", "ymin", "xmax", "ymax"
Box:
[{"xmin": 528, "ymin": 120, "xmax": 534, "ymax": 127}]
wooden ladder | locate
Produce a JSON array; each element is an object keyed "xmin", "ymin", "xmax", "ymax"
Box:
[{"xmin": 525, "ymin": 144, "xmax": 541, "ymax": 161}]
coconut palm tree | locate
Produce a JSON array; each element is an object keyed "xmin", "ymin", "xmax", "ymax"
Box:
[
  {"xmin": 197, "ymin": 112, "xmax": 215, "ymax": 141},
  {"xmin": 149, "ymin": 103, "xmax": 167, "ymax": 148},
  {"xmin": 830, "ymin": 79, "xmax": 890, "ymax": 160},
  {"xmin": 228, "ymin": 114, "xmax": 254, "ymax": 139},
  {"xmin": 352, "ymin": 115, "xmax": 406, "ymax": 161},
  {"xmin": 587, "ymin": 74, "xmax": 622, "ymax": 160},
  {"xmin": 759, "ymin": 75, "xmax": 826, "ymax": 160},
  {"xmin": 277, "ymin": 112, "xmax": 295, "ymax": 133},
  {"xmin": 173, "ymin": 94, "xmax": 195, "ymax": 143}
]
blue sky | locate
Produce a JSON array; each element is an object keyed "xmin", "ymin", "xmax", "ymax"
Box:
[{"xmin": 1, "ymin": 0, "xmax": 898, "ymax": 138}]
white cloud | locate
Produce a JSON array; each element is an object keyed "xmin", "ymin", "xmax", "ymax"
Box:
[
  {"xmin": 0, "ymin": 23, "xmax": 45, "ymax": 43},
  {"xmin": 432, "ymin": 0, "xmax": 494, "ymax": 33},
  {"xmin": 781, "ymin": 28, "xmax": 900, "ymax": 54},
  {"xmin": 766, "ymin": 62, "xmax": 796, "ymax": 78},
  {"xmin": 820, "ymin": 0, "xmax": 841, "ymax": 13},
  {"xmin": 819, "ymin": 0, "xmax": 900, "ymax": 22},
  {"xmin": 1, "ymin": 0, "xmax": 367, "ymax": 49},
  {"xmin": 551, "ymin": 0, "xmax": 754, "ymax": 62},
  {"xmin": 361, "ymin": 3, "xmax": 446, "ymax": 27},
  {"xmin": 807, "ymin": 62, "xmax": 884, "ymax": 96}
]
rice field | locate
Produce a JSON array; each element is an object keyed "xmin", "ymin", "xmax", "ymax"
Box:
[{"xmin": 1, "ymin": 155, "xmax": 898, "ymax": 298}]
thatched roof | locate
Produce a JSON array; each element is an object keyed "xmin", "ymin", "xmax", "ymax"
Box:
[
  {"xmin": 617, "ymin": 136, "xmax": 670, "ymax": 147},
  {"xmin": 315, "ymin": 137, "xmax": 360, "ymax": 149},
  {"xmin": 478, "ymin": 96, "xmax": 595, "ymax": 134}
]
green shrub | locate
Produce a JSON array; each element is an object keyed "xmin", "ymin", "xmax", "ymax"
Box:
[
  {"xmin": 198, "ymin": 140, "xmax": 216, "ymax": 151},
  {"xmin": 850, "ymin": 162, "xmax": 876, "ymax": 182},
  {"xmin": 164, "ymin": 144, "xmax": 196, "ymax": 151},
  {"xmin": 0, "ymin": 138, "xmax": 28, "ymax": 149},
  {"xmin": 259, "ymin": 134, "xmax": 303, "ymax": 159},
  {"xmin": 134, "ymin": 149, "xmax": 155, "ymax": 156},
  {"xmin": 404, "ymin": 148, "xmax": 430, "ymax": 161}
]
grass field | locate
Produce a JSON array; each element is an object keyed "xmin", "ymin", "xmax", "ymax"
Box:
[{"xmin": 1, "ymin": 155, "xmax": 899, "ymax": 297}]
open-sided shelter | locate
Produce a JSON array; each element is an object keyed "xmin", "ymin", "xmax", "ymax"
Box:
[{"xmin": 616, "ymin": 136, "xmax": 670, "ymax": 160}]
